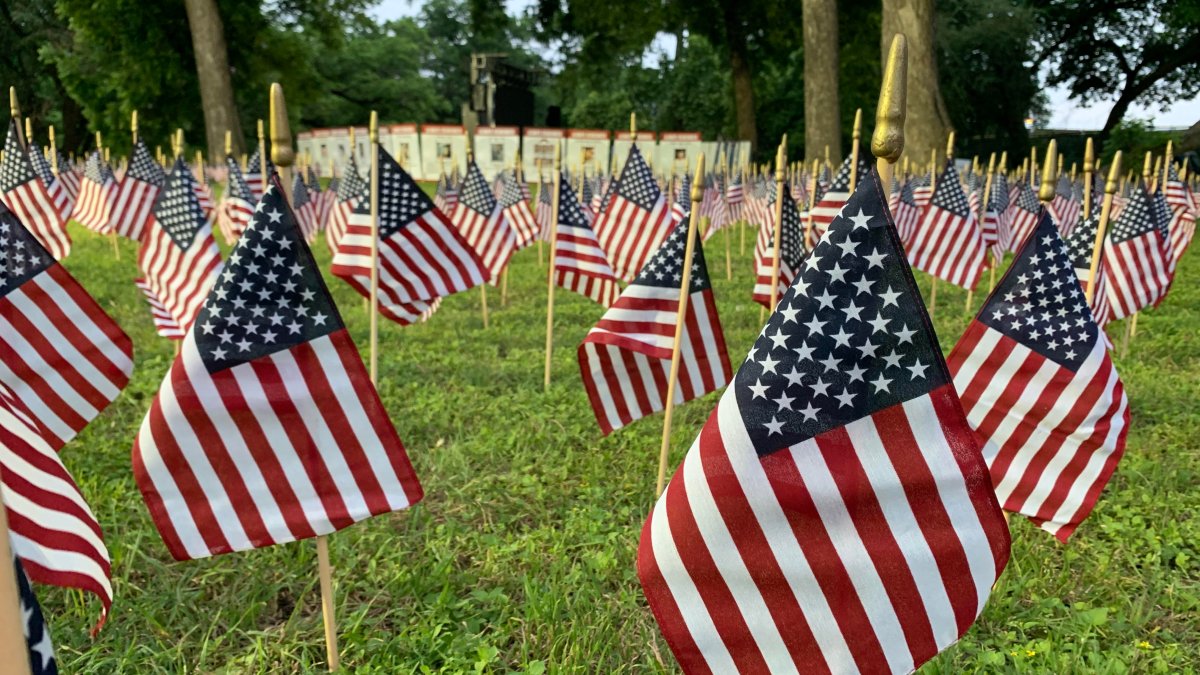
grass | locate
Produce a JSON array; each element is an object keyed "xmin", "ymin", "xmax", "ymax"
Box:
[{"xmin": 40, "ymin": 199, "xmax": 1200, "ymax": 673}]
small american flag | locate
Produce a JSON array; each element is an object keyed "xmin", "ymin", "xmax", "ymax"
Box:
[
  {"xmin": 433, "ymin": 172, "xmax": 458, "ymax": 216},
  {"xmin": 1049, "ymin": 175, "xmax": 1081, "ymax": 238},
  {"xmin": 535, "ymin": 175, "xmax": 554, "ymax": 240},
  {"xmin": 807, "ymin": 155, "xmax": 871, "ymax": 241},
  {"xmin": 752, "ymin": 187, "xmax": 807, "ymax": 308},
  {"xmin": 452, "ymin": 160, "xmax": 515, "ymax": 284},
  {"xmin": 110, "ymin": 139, "xmax": 165, "ymax": 241},
  {"xmin": 218, "ymin": 154, "xmax": 255, "ymax": 244},
  {"xmin": 133, "ymin": 180, "xmax": 423, "ymax": 560},
  {"xmin": 671, "ymin": 174, "xmax": 692, "ymax": 223},
  {"xmin": 892, "ymin": 176, "xmax": 923, "ymax": 247},
  {"xmin": 1102, "ymin": 183, "xmax": 1170, "ymax": 320},
  {"xmin": 1, "ymin": 382, "xmax": 113, "ymax": 629},
  {"xmin": 907, "ymin": 160, "xmax": 987, "ymax": 289},
  {"xmin": 1163, "ymin": 162, "xmax": 1196, "ymax": 270},
  {"xmin": 26, "ymin": 142, "xmax": 72, "ymax": 220},
  {"xmin": 9, "ymin": 553, "xmax": 57, "ymax": 674},
  {"xmin": 244, "ymin": 148, "xmax": 273, "ymax": 201},
  {"xmin": 982, "ymin": 172, "xmax": 1011, "ymax": 260},
  {"xmin": 1005, "ymin": 181, "xmax": 1041, "ymax": 252},
  {"xmin": 1063, "ymin": 213, "xmax": 1113, "ymax": 326},
  {"xmin": 291, "ymin": 172, "xmax": 319, "ymax": 243},
  {"xmin": 578, "ymin": 216, "xmax": 731, "ymax": 434},
  {"xmin": 1, "ymin": 121, "xmax": 69, "ymax": 259},
  {"xmin": 553, "ymin": 175, "xmax": 622, "ymax": 307},
  {"xmin": 135, "ymin": 159, "xmax": 223, "ymax": 339},
  {"xmin": 499, "ymin": 170, "xmax": 540, "ymax": 247},
  {"xmin": 0, "ymin": 206, "xmax": 133, "ymax": 448},
  {"xmin": 751, "ymin": 180, "xmax": 778, "ymax": 264},
  {"xmin": 325, "ymin": 155, "xmax": 366, "ymax": 255},
  {"xmin": 72, "ymin": 151, "xmax": 117, "ymax": 234},
  {"xmin": 330, "ymin": 145, "xmax": 485, "ymax": 325},
  {"xmin": 724, "ymin": 170, "xmax": 745, "ymax": 224},
  {"xmin": 306, "ymin": 167, "xmax": 332, "ymax": 234},
  {"xmin": 639, "ymin": 170, "xmax": 1009, "ymax": 673},
  {"xmin": 949, "ymin": 212, "xmax": 1129, "ymax": 541},
  {"xmin": 910, "ymin": 171, "xmax": 933, "ymax": 211},
  {"xmin": 593, "ymin": 146, "xmax": 674, "ymax": 281}
]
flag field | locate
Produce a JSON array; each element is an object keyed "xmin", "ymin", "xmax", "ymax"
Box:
[{"xmin": 38, "ymin": 184, "xmax": 1200, "ymax": 672}]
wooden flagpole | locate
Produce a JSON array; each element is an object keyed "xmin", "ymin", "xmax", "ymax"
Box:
[
  {"xmin": 655, "ymin": 152, "xmax": 706, "ymax": 497},
  {"xmin": 718, "ymin": 154, "xmax": 731, "ymax": 280},
  {"xmin": 1082, "ymin": 138, "xmax": 1094, "ymax": 221},
  {"xmin": 0, "ymin": 500, "xmax": 34, "ymax": 675},
  {"xmin": 535, "ymin": 159, "xmax": 545, "ymax": 267},
  {"xmin": 543, "ymin": 146, "xmax": 563, "ymax": 391},
  {"xmin": 272, "ymin": 84, "xmax": 339, "ymax": 672},
  {"xmin": 978, "ymin": 152, "xmax": 997, "ymax": 300},
  {"xmin": 366, "ymin": 111, "xmax": 380, "ymax": 386},
  {"xmin": 99, "ymin": 129, "xmax": 121, "ymax": 258},
  {"xmin": 768, "ymin": 140, "xmax": 787, "ymax": 312},
  {"xmin": 1085, "ymin": 151, "xmax": 1121, "ymax": 304},
  {"xmin": 1122, "ymin": 152, "xmax": 1153, "ymax": 355},
  {"xmin": 927, "ymin": 140, "xmax": 943, "ymax": 316},
  {"xmin": 848, "ymin": 108, "xmax": 863, "ymax": 193},
  {"xmin": 805, "ymin": 158, "xmax": 819, "ymax": 248},
  {"xmin": 48, "ymin": 125, "xmax": 59, "ymax": 178},
  {"xmin": 1037, "ymin": 140, "xmax": 1058, "ymax": 207},
  {"xmin": 8, "ymin": 89, "xmax": 23, "ymax": 148}
]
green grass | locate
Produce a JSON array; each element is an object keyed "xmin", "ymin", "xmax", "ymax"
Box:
[{"xmin": 40, "ymin": 209, "xmax": 1199, "ymax": 673}]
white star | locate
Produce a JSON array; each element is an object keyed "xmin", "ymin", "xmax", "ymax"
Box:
[
  {"xmin": 810, "ymin": 377, "xmax": 831, "ymax": 398},
  {"xmin": 858, "ymin": 338, "xmax": 880, "ymax": 359},
  {"xmin": 827, "ymin": 263, "xmax": 849, "ymax": 284},
  {"xmin": 843, "ymin": 301, "xmax": 864, "ymax": 322},
  {"xmin": 211, "ymin": 346, "xmax": 228, "ymax": 360},
  {"xmin": 783, "ymin": 366, "xmax": 805, "ymax": 387},
  {"xmin": 815, "ymin": 290, "xmax": 837, "ymax": 310},
  {"xmin": 880, "ymin": 285, "xmax": 902, "ymax": 307},
  {"xmin": 794, "ymin": 341, "xmax": 816, "ymax": 362},
  {"xmin": 852, "ymin": 278, "xmax": 874, "ymax": 296},
  {"xmin": 804, "ymin": 316, "xmax": 826, "ymax": 335},
  {"xmin": 818, "ymin": 354, "xmax": 841, "ymax": 372},
  {"xmin": 907, "ymin": 359, "xmax": 929, "ymax": 380},
  {"xmin": 312, "ymin": 312, "xmax": 328, "ymax": 325},
  {"xmin": 773, "ymin": 392, "xmax": 796, "ymax": 411},
  {"xmin": 882, "ymin": 351, "xmax": 903, "ymax": 369},
  {"xmin": 779, "ymin": 305, "xmax": 800, "ymax": 323},
  {"xmin": 870, "ymin": 373, "xmax": 892, "ymax": 393},
  {"xmin": 764, "ymin": 416, "xmax": 785, "ymax": 435},
  {"xmin": 846, "ymin": 363, "xmax": 866, "ymax": 383},
  {"xmin": 864, "ymin": 248, "xmax": 887, "ymax": 268},
  {"xmin": 749, "ymin": 378, "xmax": 770, "ymax": 399},
  {"xmin": 236, "ymin": 337, "xmax": 253, "ymax": 352},
  {"xmin": 894, "ymin": 324, "xmax": 916, "ymax": 344},
  {"xmin": 30, "ymin": 632, "xmax": 53, "ymax": 669},
  {"xmin": 836, "ymin": 237, "xmax": 858, "ymax": 257},
  {"xmin": 849, "ymin": 209, "xmax": 873, "ymax": 230},
  {"xmin": 831, "ymin": 328, "xmax": 853, "ymax": 348},
  {"xmin": 834, "ymin": 389, "xmax": 856, "ymax": 408},
  {"xmin": 760, "ymin": 354, "xmax": 780, "ymax": 374},
  {"xmin": 868, "ymin": 315, "xmax": 890, "ymax": 334},
  {"xmin": 768, "ymin": 329, "xmax": 790, "ymax": 350},
  {"xmin": 267, "ymin": 209, "xmax": 283, "ymax": 223},
  {"xmin": 799, "ymin": 402, "xmax": 820, "ymax": 422},
  {"xmin": 287, "ymin": 320, "xmax": 303, "ymax": 334}
]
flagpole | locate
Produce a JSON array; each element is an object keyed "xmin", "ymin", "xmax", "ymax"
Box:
[
  {"xmin": 0, "ymin": 500, "xmax": 34, "ymax": 675},
  {"xmin": 1085, "ymin": 151, "xmax": 1121, "ymax": 304},
  {"xmin": 721, "ymin": 159, "xmax": 732, "ymax": 280},
  {"xmin": 848, "ymin": 108, "xmax": 862, "ymax": 193},
  {"xmin": 1122, "ymin": 152, "xmax": 1152, "ymax": 356},
  {"xmin": 655, "ymin": 152, "xmax": 706, "ymax": 497},
  {"xmin": 471, "ymin": 150, "xmax": 490, "ymax": 330},
  {"xmin": 805, "ymin": 158, "xmax": 819, "ymax": 248},
  {"xmin": 543, "ymin": 145, "xmax": 563, "ymax": 391},
  {"xmin": 768, "ymin": 140, "xmax": 787, "ymax": 312},
  {"xmin": 927, "ymin": 139, "xmax": 944, "ymax": 317},
  {"xmin": 535, "ymin": 160, "xmax": 545, "ymax": 267},
  {"xmin": 872, "ymin": 33, "xmax": 907, "ymax": 201}
]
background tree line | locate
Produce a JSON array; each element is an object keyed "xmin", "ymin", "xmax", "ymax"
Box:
[{"xmin": 0, "ymin": 0, "xmax": 1196, "ymax": 163}]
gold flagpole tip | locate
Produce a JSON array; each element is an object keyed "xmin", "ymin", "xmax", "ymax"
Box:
[
  {"xmin": 270, "ymin": 83, "xmax": 295, "ymax": 167},
  {"xmin": 1141, "ymin": 151, "xmax": 1152, "ymax": 181},
  {"xmin": 24, "ymin": 118, "xmax": 32, "ymax": 143},
  {"xmin": 257, "ymin": 119, "xmax": 265, "ymax": 142},
  {"xmin": 1039, "ymin": 139, "xmax": 1057, "ymax": 202},
  {"xmin": 775, "ymin": 142, "xmax": 786, "ymax": 180},
  {"xmin": 9, "ymin": 87, "xmax": 19, "ymax": 120},
  {"xmin": 553, "ymin": 143, "xmax": 561, "ymax": 170},
  {"xmin": 368, "ymin": 110, "xmax": 378, "ymax": 143},
  {"xmin": 1106, "ymin": 151, "xmax": 1122, "ymax": 194},
  {"xmin": 987, "ymin": 152, "xmax": 996, "ymax": 173},
  {"xmin": 95, "ymin": 131, "xmax": 103, "ymax": 151},
  {"xmin": 852, "ymin": 108, "xmax": 863, "ymax": 140},
  {"xmin": 945, "ymin": 131, "xmax": 956, "ymax": 160},
  {"xmin": 48, "ymin": 125, "xmax": 55, "ymax": 146},
  {"xmin": 1084, "ymin": 137, "xmax": 1094, "ymax": 169},
  {"xmin": 224, "ymin": 130, "xmax": 232, "ymax": 156},
  {"xmin": 630, "ymin": 112, "xmax": 637, "ymax": 142},
  {"xmin": 871, "ymin": 33, "xmax": 907, "ymax": 163},
  {"xmin": 691, "ymin": 153, "xmax": 706, "ymax": 202}
]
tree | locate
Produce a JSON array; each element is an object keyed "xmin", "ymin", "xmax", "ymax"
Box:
[
  {"xmin": 882, "ymin": 0, "xmax": 952, "ymax": 161},
  {"xmin": 183, "ymin": 0, "xmax": 243, "ymax": 158},
  {"xmin": 803, "ymin": 0, "xmax": 841, "ymax": 163}
]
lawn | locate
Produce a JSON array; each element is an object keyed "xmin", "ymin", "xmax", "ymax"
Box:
[{"xmin": 40, "ymin": 200, "xmax": 1200, "ymax": 673}]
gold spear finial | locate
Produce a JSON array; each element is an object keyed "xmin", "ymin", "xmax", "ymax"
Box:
[
  {"xmin": 171, "ymin": 129, "xmax": 182, "ymax": 158},
  {"xmin": 1142, "ymin": 151, "xmax": 1152, "ymax": 183},
  {"xmin": 852, "ymin": 108, "xmax": 863, "ymax": 143},
  {"xmin": 945, "ymin": 131, "xmax": 955, "ymax": 160},
  {"xmin": 369, "ymin": 110, "xmax": 378, "ymax": 144},
  {"xmin": 554, "ymin": 142, "xmax": 561, "ymax": 172},
  {"xmin": 873, "ymin": 35, "xmax": 908, "ymax": 164},
  {"xmin": 630, "ymin": 112, "xmax": 637, "ymax": 143},
  {"xmin": 225, "ymin": 130, "xmax": 232, "ymax": 156},
  {"xmin": 24, "ymin": 118, "xmax": 32, "ymax": 145},
  {"xmin": 8, "ymin": 87, "xmax": 19, "ymax": 121},
  {"xmin": 270, "ymin": 82, "xmax": 294, "ymax": 167},
  {"xmin": 692, "ymin": 153, "xmax": 706, "ymax": 202},
  {"xmin": 1039, "ymin": 139, "xmax": 1057, "ymax": 203},
  {"xmin": 1106, "ymin": 151, "xmax": 1122, "ymax": 194},
  {"xmin": 1084, "ymin": 138, "xmax": 1094, "ymax": 170},
  {"xmin": 131, "ymin": 110, "xmax": 138, "ymax": 144},
  {"xmin": 96, "ymin": 131, "xmax": 103, "ymax": 152}
]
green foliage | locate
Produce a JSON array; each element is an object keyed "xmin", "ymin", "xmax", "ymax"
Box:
[
  {"xmin": 1100, "ymin": 119, "xmax": 1183, "ymax": 164},
  {"xmin": 35, "ymin": 197, "xmax": 1200, "ymax": 672}
]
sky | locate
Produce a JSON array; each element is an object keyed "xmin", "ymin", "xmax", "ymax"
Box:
[{"xmin": 371, "ymin": 0, "xmax": 1198, "ymax": 130}]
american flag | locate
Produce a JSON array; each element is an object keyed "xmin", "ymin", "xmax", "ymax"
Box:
[
  {"xmin": 910, "ymin": 170, "xmax": 933, "ymax": 211},
  {"xmin": 330, "ymin": 145, "xmax": 485, "ymax": 325},
  {"xmin": 1, "ymin": 122, "xmax": 69, "ymax": 260},
  {"xmin": 724, "ymin": 170, "xmax": 745, "ymax": 224},
  {"xmin": 452, "ymin": 160, "xmax": 515, "ymax": 284},
  {"xmin": 671, "ymin": 174, "xmax": 692, "ymax": 223},
  {"xmin": 535, "ymin": 175, "xmax": 554, "ymax": 240},
  {"xmin": 433, "ymin": 172, "xmax": 458, "ymax": 216},
  {"xmin": 9, "ymin": 553, "xmax": 57, "ymax": 674},
  {"xmin": 580, "ymin": 173, "xmax": 596, "ymax": 219},
  {"xmin": 306, "ymin": 167, "xmax": 331, "ymax": 235},
  {"xmin": 0, "ymin": 206, "xmax": 133, "ymax": 448},
  {"xmin": 1102, "ymin": 184, "xmax": 1170, "ymax": 320},
  {"xmin": 71, "ymin": 151, "xmax": 117, "ymax": 234},
  {"xmin": 110, "ymin": 139, "xmax": 165, "ymax": 241},
  {"xmin": 193, "ymin": 166, "xmax": 217, "ymax": 226},
  {"xmin": 593, "ymin": 146, "xmax": 674, "ymax": 281},
  {"xmin": 499, "ymin": 170, "xmax": 540, "ymax": 247},
  {"xmin": 1163, "ymin": 162, "xmax": 1196, "ymax": 270},
  {"xmin": 244, "ymin": 148, "xmax": 273, "ymax": 201},
  {"xmin": 136, "ymin": 159, "xmax": 223, "ymax": 339},
  {"xmin": 907, "ymin": 161, "xmax": 987, "ymax": 289},
  {"xmin": 218, "ymin": 154, "xmax": 255, "ymax": 244},
  {"xmin": 1, "ymin": 382, "xmax": 113, "ymax": 629},
  {"xmin": 750, "ymin": 180, "xmax": 778, "ymax": 262},
  {"xmin": 981, "ymin": 172, "xmax": 1011, "ymax": 260},
  {"xmin": 1064, "ymin": 214, "xmax": 1113, "ymax": 326},
  {"xmin": 949, "ymin": 212, "xmax": 1129, "ymax": 541},
  {"xmin": 700, "ymin": 173, "xmax": 727, "ymax": 238},
  {"xmin": 552, "ymin": 175, "xmax": 622, "ymax": 307},
  {"xmin": 325, "ymin": 155, "xmax": 366, "ymax": 256},
  {"xmin": 807, "ymin": 155, "xmax": 872, "ymax": 242},
  {"xmin": 578, "ymin": 216, "xmax": 731, "ymax": 434},
  {"xmin": 639, "ymin": 170, "xmax": 1009, "ymax": 673},
  {"xmin": 752, "ymin": 187, "xmax": 807, "ymax": 308},
  {"xmin": 892, "ymin": 176, "xmax": 923, "ymax": 247},
  {"xmin": 27, "ymin": 141, "xmax": 72, "ymax": 220},
  {"xmin": 1049, "ymin": 175, "xmax": 1081, "ymax": 238},
  {"xmin": 1005, "ymin": 181, "xmax": 1041, "ymax": 253},
  {"xmin": 132, "ymin": 180, "xmax": 423, "ymax": 560},
  {"xmin": 290, "ymin": 172, "xmax": 319, "ymax": 243},
  {"xmin": 590, "ymin": 175, "xmax": 605, "ymax": 215}
]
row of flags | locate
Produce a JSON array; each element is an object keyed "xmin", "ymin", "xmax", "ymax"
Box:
[{"xmin": 0, "ymin": 107, "xmax": 1194, "ymax": 673}]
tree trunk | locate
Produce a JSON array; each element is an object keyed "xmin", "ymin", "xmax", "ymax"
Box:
[
  {"xmin": 183, "ymin": 0, "xmax": 243, "ymax": 159},
  {"xmin": 722, "ymin": 6, "xmax": 757, "ymax": 155},
  {"xmin": 881, "ymin": 0, "xmax": 950, "ymax": 162},
  {"xmin": 803, "ymin": 0, "xmax": 841, "ymax": 164}
]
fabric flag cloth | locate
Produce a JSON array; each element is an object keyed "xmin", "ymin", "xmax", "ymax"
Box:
[
  {"xmin": 133, "ymin": 180, "xmax": 423, "ymax": 560},
  {"xmin": 552, "ymin": 174, "xmax": 622, "ymax": 307},
  {"xmin": 892, "ymin": 177, "xmax": 923, "ymax": 247},
  {"xmin": 1005, "ymin": 182, "xmax": 1041, "ymax": 252},
  {"xmin": 325, "ymin": 155, "xmax": 367, "ymax": 256},
  {"xmin": 110, "ymin": 139, "xmax": 165, "ymax": 241},
  {"xmin": 578, "ymin": 215, "xmax": 731, "ymax": 434},
  {"xmin": 671, "ymin": 174, "xmax": 692, "ymax": 224},
  {"xmin": 72, "ymin": 151, "xmax": 117, "ymax": 234},
  {"xmin": 1063, "ymin": 214, "xmax": 1113, "ymax": 327},
  {"xmin": 0, "ymin": 206, "xmax": 133, "ymax": 448},
  {"xmin": 1, "ymin": 122, "xmax": 70, "ymax": 260},
  {"xmin": 1102, "ymin": 184, "xmax": 1171, "ymax": 320},
  {"xmin": 53, "ymin": 152, "xmax": 81, "ymax": 207},
  {"xmin": 752, "ymin": 187, "xmax": 808, "ymax": 308},
  {"xmin": 1, "ymin": 383, "xmax": 113, "ymax": 628},
  {"xmin": 807, "ymin": 155, "xmax": 872, "ymax": 242},
  {"xmin": 638, "ymin": 169, "xmax": 1010, "ymax": 674},
  {"xmin": 722, "ymin": 171, "xmax": 745, "ymax": 228},
  {"xmin": 26, "ymin": 142, "xmax": 72, "ymax": 221},
  {"xmin": 593, "ymin": 145, "xmax": 674, "ymax": 281},
  {"xmin": 331, "ymin": 144, "xmax": 485, "ymax": 325},
  {"xmin": 949, "ymin": 212, "xmax": 1129, "ymax": 541},
  {"xmin": 907, "ymin": 161, "xmax": 987, "ymax": 290},
  {"xmin": 290, "ymin": 173, "xmax": 319, "ymax": 243},
  {"xmin": 1163, "ymin": 163, "xmax": 1196, "ymax": 270},
  {"xmin": 244, "ymin": 148, "xmax": 274, "ymax": 201},
  {"xmin": 452, "ymin": 160, "xmax": 515, "ymax": 284},
  {"xmin": 499, "ymin": 170, "xmax": 539, "ymax": 248},
  {"xmin": 218, "ymin": 154, "xmax": 255, "ymax": 244},
  {"xmin": 1049, "ymin": 176, "xmax": 1081, "ymax": 239},
  {"xmin": 981, "ymin": 172, "xmax": 1011, "ymax": 261},
  {"xmin": 535, "ymin": 175, "xmax": 554, "ymax": 239},
  {"xmin": 433, "ymin": 173, "xmax": 459, "ymax": 216},
  {"xmin": 306, "ymin": 167, "xmax": 330, "ymax": 235},
  {"xmin": 135, "ymin": 159, "xmax": 223, "ymax": 339},
  {"xmin": 9, "ymin": 554, "xmax": 57, "ymax": 674}
]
